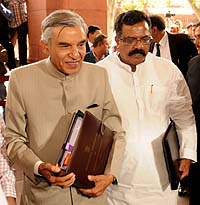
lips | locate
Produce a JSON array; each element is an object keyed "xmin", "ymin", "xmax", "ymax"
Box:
[{"xmin": 67, "ymin": 61, "xmax": 80, "ymax": 67}]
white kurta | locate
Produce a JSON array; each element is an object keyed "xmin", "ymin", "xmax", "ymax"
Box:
[{"xmin": 97, "ymin": 52, "xmax": 197, "ymax": 205}]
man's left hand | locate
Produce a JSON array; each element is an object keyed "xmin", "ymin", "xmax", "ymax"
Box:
[
  {"xmin": 179, "ymin": 159, "xmax": 192, "ymax": 180},
  {"xmin": 79, "ymin": 174, "xmax": 114, "ymax": 197}
]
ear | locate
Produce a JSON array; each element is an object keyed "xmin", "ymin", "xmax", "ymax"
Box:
[
  {"xmin": 40, "ymin": 40, "xmax": 49, "ymax": 55},
  {"xmin": 115, "ymin": 36, "xmax": 120, "ymax": 45},
  {"xmin": 151, "ymin": 27, "xmax": 158, "ymax": 34}
]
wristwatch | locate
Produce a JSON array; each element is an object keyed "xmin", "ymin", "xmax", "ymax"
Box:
[{"xmin": 112, "ymin": 176, "xmax": 118, "ymax": 185}]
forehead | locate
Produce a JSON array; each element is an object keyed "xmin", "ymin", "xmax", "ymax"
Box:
[
  {"xmin": 121, "ymin": 21, "xmax": 150, "ymax": 37},
  {"xmin": 51, "ymin": 26, "xmax": 86, "ymax": 41}
]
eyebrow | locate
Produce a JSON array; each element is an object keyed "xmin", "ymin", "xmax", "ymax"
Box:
[{"xmin": 57, "ymin": 39, "xmax": 87, "ymax": 46}]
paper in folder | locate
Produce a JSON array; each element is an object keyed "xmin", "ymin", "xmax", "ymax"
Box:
[
  {"xmin": 162, "ymin": 121, "xmax": 180, "ymax": 190},
  {"xmin": 56, "ymin": 110, "xmax": 114, "ymax": 189}
]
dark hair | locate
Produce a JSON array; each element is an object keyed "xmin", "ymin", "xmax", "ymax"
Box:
[
  {"xmin": 93, "ymin": 34, "xmax": 107, "ymax": 47},
  {"xmin": 114, "ymin": 10, "xmax": 151, "ymax": 37},
  {"xmin": 149, "ymin": 15, "xmax": 166, "ymax": 31},
  {"xmin": 87, "ymin": 25, "xmax": 101, "ymax": 37}
]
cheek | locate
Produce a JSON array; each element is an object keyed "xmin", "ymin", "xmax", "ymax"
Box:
[
  {"xmin": 119, "ymin": 47, "xmax": 131, "ymax": 57},
  {"xmin": 79, "ymin": 49, "xmax": 86, "ymax": 58}
]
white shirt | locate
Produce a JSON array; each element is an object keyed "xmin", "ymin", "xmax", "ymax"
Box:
[
  {"xmin": 97, "ymin": 52, "xmax": 197, "ymax": 205},
  {"xmin": 88, "ymin": 41, "xmax": 93, "ymax": 50},
  {"xmin": 153, "ymin": 32, "xmax": 172, "ymax": 61}
]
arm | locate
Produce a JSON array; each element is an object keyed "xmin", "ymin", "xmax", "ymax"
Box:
[
  {"xmin": 0, "ymin": 116, "xmax": 16, "ymax": 204},
  {"xmin": 80, "ymin": 69, "xmax": 126, "ymax": 197},
  {"xmin": 0, "ymin": 45, "xmax": 8, "ymax": 63},
  {"xmin": 5, "ymin": 69, "xmax": 76, "ymax": 188},
  {"xmin": 169, "ymin": 69, "xmax": 197, "ymax": 178},
  {"xmin": 186, "ymin": 57, "xmax": 200, "ymax": 111}
]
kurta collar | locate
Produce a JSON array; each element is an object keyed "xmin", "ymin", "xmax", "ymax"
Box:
[
  {"xmin": 114, "ymin": 52, "xmax": 133, "ymax": 73},
  {"xmin": 114, "ymin": 52, "xmax": 151, "ymax": 73},
  {"xmin": 45, "ymin": 57, "xmax": 81, "ymax": 80}
]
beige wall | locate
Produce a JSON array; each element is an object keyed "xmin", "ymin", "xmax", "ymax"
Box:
[{"xmin": 27, "ymin": 0, "xmax": 107, "ymax": 62}]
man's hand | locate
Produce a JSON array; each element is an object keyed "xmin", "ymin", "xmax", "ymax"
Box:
[
  {"xmin": 179, "ymin": 159, "xmax": 192, "ymax": 180},
  {"xmin": 38, "ymin": 162, "xmax": 75, "ymax": 188},
  {"xmin": 79, "ymin": 174, "xmax": 114, "ymax": 197}
]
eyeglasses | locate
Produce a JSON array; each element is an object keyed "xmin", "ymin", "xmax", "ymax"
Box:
[{"xmin": 120, "ymin": 36, "xmax": 152, "ymax": 46}]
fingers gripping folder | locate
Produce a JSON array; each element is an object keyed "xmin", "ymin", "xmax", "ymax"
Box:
[{"xmin": 56, "ymin": 110, "xmax": 114, "ymax": 189}]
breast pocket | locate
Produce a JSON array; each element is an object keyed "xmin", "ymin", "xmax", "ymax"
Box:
[
  {"xmin": 85, "ymin": 105, "xmax": 103, "ymax": 120},
  {"xmin": 143, "ymin": 85, "xmax": 169, "ymax": 116}
]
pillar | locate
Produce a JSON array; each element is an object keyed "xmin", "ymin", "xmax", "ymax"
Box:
[{"xmin": 27, "ymin": 0, "xmax": 107, "ymax": 62}]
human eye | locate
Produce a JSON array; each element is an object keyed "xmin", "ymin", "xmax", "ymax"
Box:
[
  {"xmin": 125, "ymin": 37, "xmax": 137, "ymax": 44},
  {"xmin": 58, "ymin": 42, "xmax": 70, "ymax": 48},
  {"xmin": 78, "ymin": 41, "xmax": 86, "ymax": 48},
  {"xmin": 141, "ymin": 36, "xmax": 151, "ymax": 44}
]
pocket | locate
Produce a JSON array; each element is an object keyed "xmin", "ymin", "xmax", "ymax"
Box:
[
  {"xmin": 85, "ymin": 105, "xmax": 102, "ymax": 120},
  {"xmin": 143, "ymin": 85, "xmax": 169, "ymax": 116}
]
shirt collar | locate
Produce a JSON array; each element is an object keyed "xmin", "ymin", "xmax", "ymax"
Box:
[
  {"xmin": 115, "ymin": 52, "xmax": 133, "ymax": 73},
  {"xmin": 114, "ymin": 52, "xmax": 151, "ymax": 73},
  {"xmin": 159, "ymin": 31, "xmax": 168, "ymax": 47}
]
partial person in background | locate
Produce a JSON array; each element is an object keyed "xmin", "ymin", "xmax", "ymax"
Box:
[
  {"xmin": 84, "ymin": 34, "xmax": 110, "ymax": 63},
  {"xmin": 0, "ymin": 114, "xmax": 16, "ymax": 205},
  {"xmin": 0, "ymin": 184, "xmax": 8, "ymax": 205},
  {"xmin": 4, "ymin": 9, "xmax": 125, "ymax": 205},
  {"xmin": 149, "ymin": 15, "xmax": 198, "ymax": 77},
  {"xmin": 169, "ymin": 23, "xmax": 178, "ymax": 34},
  {"xmin": 0, "ymin": 0, "xmax": 16, "ymax": 70},
  {"xmin": 174, "ymin": 19, "xmax": 183, "ymax": 33},
  {"xmin": 6, "ymin": 0, "xmax": 28, "ymax": 66},
  {"xmin": 186, "ymin": 23, "xmax": 195, "ymax": 42},
  {"xmin": 0, "ymin": 44, "xmax": 8, "ymax": 120},
  {"xmin": 186, "ymin": 22, "xmax": 200, "ymax": 205},
  {"xmin": 98, "ymin": 9, "xmax": 197, "ymax": 205},
  {"xmin": 193, "ymin": 22, "xmax": 200, "ymax": 54},
  {"xmin": 86, "ymin": 25, "xmax": 102, "ymax": 52}
]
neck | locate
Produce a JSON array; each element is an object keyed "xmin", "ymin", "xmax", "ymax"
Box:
[
  {"xmin": 131, "ymin": 65, "xmax": 136, "ymax": 72},
  {"xmin": 118, "ymin": 53, "xmax": 136, "ymax": 72},
  {"xmin": 93, "ymin": 49, "xmax": 104, "ymax": 61}
]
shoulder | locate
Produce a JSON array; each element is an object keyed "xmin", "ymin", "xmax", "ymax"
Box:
[
  {"xmin": 97, "ymin": 53, "xmax": 117, "ymax": 67},
  {"xmin": 84, "ymin": 52, "xmax": 95, "ymax": 63},
  {"xmin": 189, "ymin": 55, "xmax": 200, "ymax": 64},
  {"xmin": 187, "ymin": 55, "xmax": 200, "ymax": 74},
  {"xmin": 10, "ymin": 59, "xmax": 47, "ymax": 77},
  {"xmin": 146, "ymin": 52, "xmax": 182, "ymax": 78},
  {"xmin": 80, "ymin": 62, "xmax": 109, "ymax": 87},
  {"xmin": 82, "ymin": 61, "xmax": 107, "ymax": 75}
]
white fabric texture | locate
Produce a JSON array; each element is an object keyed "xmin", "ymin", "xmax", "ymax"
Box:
[{"xmin": 97, "ymin": 52, "xmax": 197, "ymax": 205}]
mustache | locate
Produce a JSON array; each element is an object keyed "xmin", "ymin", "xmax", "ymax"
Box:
[{"xmin": 128, "ymin": 49, "xmax": 146, "ymax": 57}]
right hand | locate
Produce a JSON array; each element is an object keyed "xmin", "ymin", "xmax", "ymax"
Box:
[{"xmin": 38, "ymin": 162, "xmax": 75, "ymax": 188}]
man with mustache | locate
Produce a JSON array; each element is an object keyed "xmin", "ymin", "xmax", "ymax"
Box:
[{"xmin": 98, "ymin": 10, "xmax": 197, "ymax": 205}]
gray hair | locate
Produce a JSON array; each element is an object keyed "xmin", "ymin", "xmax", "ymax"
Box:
[{"xmin": 41, "ymin": 10, "xmax": 88, "ymax": 43}]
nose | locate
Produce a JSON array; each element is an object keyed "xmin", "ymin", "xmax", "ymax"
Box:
[
  {"xmin": 69, "ymin": 46, "xmax": 80, "ymax": 59},
  {"xmin": 133, "ymin": 39, "xmax": 144, "ymax": 48}
]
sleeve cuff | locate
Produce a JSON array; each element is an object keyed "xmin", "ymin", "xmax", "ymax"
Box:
[{"xmin": 34, "ymin": 160, "xmax": 43, "ymax": 176}]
